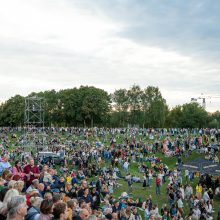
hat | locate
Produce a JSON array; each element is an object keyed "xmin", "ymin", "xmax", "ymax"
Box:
[{"xmin": 51, "ymin": 188, "xmax": 60, "ymax": 193}]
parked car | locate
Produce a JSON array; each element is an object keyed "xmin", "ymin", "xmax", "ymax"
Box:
[{"xmin": 38, "ymin": 151, "xmax": 64, "ymax": 165}]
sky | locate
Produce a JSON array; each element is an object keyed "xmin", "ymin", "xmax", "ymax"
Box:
[{"xmin": 0, "ymin": 0, "xmax": 220, "ymax": 112}]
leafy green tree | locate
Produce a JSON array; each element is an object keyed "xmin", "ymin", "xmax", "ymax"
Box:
[
  {"xmin": 142, "ymin": 86, "xmax": 167, "ymax": 127},
  {"xmin": 127, "ymin": 85, "xmax": 143, "ymax": 126},
  {"xmin": 0, "ymin": 84, "xmax": 215, "ymax": 128},
  {"xmin": 166, "ymin": 105, "xmax": 183, "ymax": 128},
  {"xmin": 80, "ymin": 86, "xmax": 111, "ymax": 127},
  {"xmin": 0, "ymin": 95, "xmax": 25, "ymax": 126},
  {"xmin": 57, "ymin": 88, "xmax": 81, "ymax": 126},
  {"xmin": 112, "ymin": 89, "xmax": 129, "ymax": 126},
  {"xmin": 180, "ymin": 102, "xmax": 208, "ymax": 128},
  {"xmin": 36, "ymin": 90, "xmax": 58, "ymax": 126},
  {"xmin": 208, "ymin": 111, "xmax": 220, "ymax": 128}
]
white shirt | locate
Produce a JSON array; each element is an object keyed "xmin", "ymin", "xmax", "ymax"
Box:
[
  {"xmin": 193, "ymin": 208, "xmax": 201, "ymax": 218},
  {"xmin": 203, "ymin": 191, "xmax": 210, "ymax": 202},
  {"xmin": 123, "ymin": 162, "xmax": 129, "ymax": 169},
  {"xmin": 177, "ymin": 199, "xmax": 184, "ymax": 208},
  {"xmin": 215, "ymin": 187, "xmax": 220, "ymax": 195},
  {"xmin": 185, "ymin": 170, "xmax": 189, "ymax": 176}
]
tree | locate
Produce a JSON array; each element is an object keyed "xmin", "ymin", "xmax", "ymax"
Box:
[
  {"xmin": 0, "ymin": 95, "xmax": 25, "ymax": 126},
  {"xmin": 36, "ymin": 90, "xmax": 58, "ymax": 126},
  {"xmin": 0, "ymin": 85, "xmax": 214, "ymax": 128},
  {"xmin": 80, "ymin": 86, "xmax": 111, "ymax": 127},
  {"xmin": 166, "ymin": 105, "xmax": 183, "ymax": 128},
  {"xmin": 112, "ymin": 89, "xmax": 129, "ymax": 126},
  {"xmin": 58, "ymin": 88, "xmax": 82, "ymax": 126},
  {"xmin": 180, "ymin": 103, "xmax": 208, "ymax": 128},
  {"xmin": 127, "ymin": 85, "xmax": 143, "ymax": 126},
  {"xmin": 142, "ymin": 86, "xmax": 167, "ymax": 127},
  {"xmin": 208, "ymin": 111, "xmax": 220, "ymax": 128}
]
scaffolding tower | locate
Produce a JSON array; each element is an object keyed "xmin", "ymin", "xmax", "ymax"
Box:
[
  {"xmin": 23, "ymin": 96, "xmax": 47, "ymax": 153},
  {"xmin": 24, "ymin": 96, "xmax": 44, "ymax": 127}
]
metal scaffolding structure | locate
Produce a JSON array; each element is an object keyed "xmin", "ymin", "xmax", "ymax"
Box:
[
  {"xmin": 23, "ymin": 96, "xmax": 47, "ymax": 153},
  {"xmin": 24, "ymin": 96, "xmax": 44, "ymax": 127}
]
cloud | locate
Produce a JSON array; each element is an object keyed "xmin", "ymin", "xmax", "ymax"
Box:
[
  {"xmin": 93, "ymin": 1, "xmax": 220, "ymax": 58},
  {"xmin": 0, "ymin": 0, "xmax": 219, "ymax": 112}
]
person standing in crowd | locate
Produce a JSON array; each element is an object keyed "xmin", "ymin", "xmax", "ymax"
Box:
[
  {"xmin": 192, "ymin": 205, "xmax": 201, "ymax": 220},
  {"xmin": 142, "ymin": 173, "xmax": 147, "ymax": 189},
  {"xmin": 123, "ymin": 160, "xmax": 129, "ymax": 174},
  {"xmin": 195, "ymin": 183, "xmax": 202, "ymax": 199},
  {"xmin": 155, "ymin": 175, "xmax": 161, "ymax": 195},
  {"xmin": 185, "ymin": 184, "xmax": 193, "ymax": 200},
  {"xmin": 170, "ymin": 204, "xmax": 177, "ymax": 219},
  {"xmin": 203, "ymin": 188, "xmax": 210, "ymax": 202},
  {"xmin": 127, "ymin": 173, "xmax": 133, "ymax": 194},
  {"xmin": 24, "ymin": 158, "xmax": 40, "ymax": 188},
  {"xmin": 177, "ymin": 196, "xmax": 184, "ymax": 217},
  {"xmin": 148, "ymin": 170, "xmax": 153, "ymax": 188}
]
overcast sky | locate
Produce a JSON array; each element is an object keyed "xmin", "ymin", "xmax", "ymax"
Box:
[{"xmin": 0, "ymin": 0, "xmax": 220, "ymax": 112}]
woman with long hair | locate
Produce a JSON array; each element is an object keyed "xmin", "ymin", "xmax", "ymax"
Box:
[{"xmin": 12, "ymin": 161, "xmax": 24, "ymax": 180}]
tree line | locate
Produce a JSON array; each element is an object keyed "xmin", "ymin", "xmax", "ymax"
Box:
[{"xmin": 0, "ymin": 85, "xmax": 219, "ymax": 128}]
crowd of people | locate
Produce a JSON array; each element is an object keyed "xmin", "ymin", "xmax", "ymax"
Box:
[{"xmin": 0, "ymin": 127, "xmax": 220, "ymax": 220}]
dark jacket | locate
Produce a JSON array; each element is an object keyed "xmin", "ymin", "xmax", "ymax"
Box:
[{"xmin": 72, "ymin": 215, "xmax": 82, "ymax": 220}]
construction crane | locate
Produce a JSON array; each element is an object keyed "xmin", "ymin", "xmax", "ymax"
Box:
[{"xmin": 191, "ymin": 94, "xmax": 220, "ymax": 109}]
